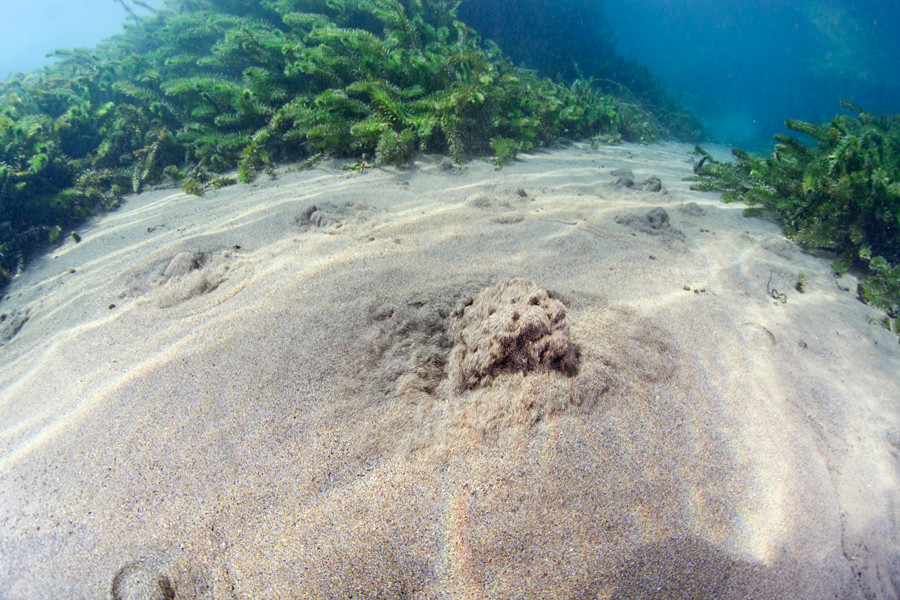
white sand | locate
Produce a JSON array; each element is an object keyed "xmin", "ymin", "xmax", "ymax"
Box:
[{"xmin": 0, "ymin": 142, "xmax": 897, "ymax": 599}]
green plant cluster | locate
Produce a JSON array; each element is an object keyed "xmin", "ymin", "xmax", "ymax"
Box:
[
  {"xmin": 0, "ymin": 0, "xmax": 695, "ymax": 287},
  {"xmin": 454, "ymin": 0, "xmax": 705, "ymax": 143},
  {"xmin": 690, "ymin": 100, "xmax": 900, "ymax": 336}
]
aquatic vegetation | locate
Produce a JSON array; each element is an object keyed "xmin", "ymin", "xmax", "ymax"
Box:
[
  {"xmin": 691, "ymin": 100, "xmax": 900, "ymax": 336},
  {"xmin": 180, "ymin": 173, "xmax": 206, "ymax": 197},
  {"xmin": 489, "ymin": 136, "xmax": 519, "ymax": 166},
  {"xmin": 456, "ymin": 0, "xmax": 705, "ymax": 142},
  {"xmin": 0, "ymin": 0, "xmax": 697, "ymax": 288},
  {"xmin": 858, "ymin": 253, "xmax": 900, "ymax": 330}
]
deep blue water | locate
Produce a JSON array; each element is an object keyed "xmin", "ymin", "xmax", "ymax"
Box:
[{"xmin": 604, "ymin": 0, "xmax": 900, "ymax": 151}]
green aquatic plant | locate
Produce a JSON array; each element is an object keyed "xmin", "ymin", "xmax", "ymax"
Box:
[
  {"xmin": 181, "ymin": 175, "xmax": 205, "ymax": 196},
  {"xmin": 857, "ymin": 252, "xmax": 899, "ymax": 333},
  {"xmin": 489, "ymin": 136, "xmax": 519, "ymax": 166},
  {"xmin": 690, "ymin": 100, "xmax": 900, "ymax": 337},
  {"xmin": 0, "ymin": 0, "xmax": 698, "ymax": 288}
]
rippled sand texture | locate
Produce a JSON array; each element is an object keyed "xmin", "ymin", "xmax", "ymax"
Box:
[{"xmin": 0, "ymin": 143, "xmax": 898, "ymax": 599}]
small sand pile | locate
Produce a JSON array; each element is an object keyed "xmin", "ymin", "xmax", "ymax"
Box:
[
  {"xmin": 447, "ymin": 278, "xmax": 580, "ymax": 391},
  {"xmin": 615, "ymin": 207, "xmax": 673, "ymax": 234},
  {"xmin": 111, "ymin": 560, "xmax": 175, "ymax": 600},
  {"xmin": 154, "ymin": 250, "xmax": 232, "ymax": 308}
]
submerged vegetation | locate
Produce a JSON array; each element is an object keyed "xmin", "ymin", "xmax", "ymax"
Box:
[
  {"xmin": 457, "ymin": 0, "xmax": 704, "ymax": 141},
  {"xmin": 691, "ymin": 100, "xmax": 900, "ymax": 336},
  {"xmin": 0, "ymin": 0, "xmax": 698, "ymax": 287}
]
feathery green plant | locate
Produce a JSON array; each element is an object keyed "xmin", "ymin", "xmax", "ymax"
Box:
[
  {"xmin": 0, "ymin": 0, "xmax": 698, "ymax": 288},
  {"xmin": 690, "ymin": 100, "xmax": 900, "ymax": 337}
]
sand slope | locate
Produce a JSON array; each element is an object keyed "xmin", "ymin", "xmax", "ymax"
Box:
[{"xmin": 0, "ymin": 142, "xmax": 898, "ymax": 599}]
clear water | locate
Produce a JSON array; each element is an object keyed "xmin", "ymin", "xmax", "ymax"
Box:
[
  {"xmin": 605, "ymin": 0, "xmax": 900, "ymax": 151},
  {"xmin": 458, "ymin": 0, "xmax": 900, "ymax": 150},
  {"xmin": 0, "ymin": 0, "xmax": 161, "ymax": 79}
]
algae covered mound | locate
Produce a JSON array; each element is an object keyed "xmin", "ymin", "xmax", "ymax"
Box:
[{"xmin": 448, "ymin": 278, "xmax": 580, "ymax": 390}]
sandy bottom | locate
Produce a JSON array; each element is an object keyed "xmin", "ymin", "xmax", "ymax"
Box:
[{"xmin": 0, "ymin": 142, "xmax": 898, "ymax": 599}]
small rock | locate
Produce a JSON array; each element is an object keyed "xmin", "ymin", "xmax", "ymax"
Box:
[
  {"xmin": 679, "ymin": 202, "xmax": 707, "ymax": 216},
  {"xmin": 642, "ymin": 176, "xmax": 662, "ymax": 192},
  {"xmin": 645, "ymin": 207, "xmax": 670, "ymax": 230},
  {"xmin": 610, "ymin": 168, "xmax": 634, "ymax": 188}
]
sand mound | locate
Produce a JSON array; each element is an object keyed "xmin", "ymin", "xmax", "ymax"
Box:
[
  {"xmin": 448, "ymin": 278, "xmax": 580, "ymax": 391},
  {"xmin": 348, "ymin": 283, "xmax": 675, "ymax": 454},
  {"xmin": 762, "ymin": 236, "xmax": 799, "ymax": 259},
  {"xmin": 162, "ymin": 251, "xmax": 200, "ymax": 280},
  {"xmin": 121, "ymin": 248, "xmax": 234, "ymax": 307},
  {"xmin": 111, "ymin": 560, "xmax": 175, "ymax": 600},
  {"xmin": 299, "ymin": 204, "xmax": 340, "ymax": 229},
  {"xmin": 297, "ymin": 201, "xmax": 379, "ymax": 233},
  {"xmin": 608, "ymin": 168, "xmax": 666, "ymax": 194},
  {"xmin": 358, "ymin": 287, "xmax": 474, "ymax": 400},
  {"xmin": 614, "ymin": 208, "xmax": 687, "ymax": 250},
  {"xmin": 0, "ymin": 308, "xmax": 29, "ymax": 344},
  {"xmin": 464, "ymin": 191, "xmax": 500, "ymax": 208},
  {"xmin": 153, "ymin": 250, "xmax": 233, "ymax": 308},
  {"xmin": 642, "ymin": 175, "xmax": 663, "ymax": 192},
  {"xmin": 615, "ymin": 207, "xmax": 672, "ymax": 234},
  {"xmin": 678, "ymin": 201, "xmax": 707, "ymax": 216},
  {"xmin": 611, "ymin": 167, "xmax": 636, "ymax": 188}
]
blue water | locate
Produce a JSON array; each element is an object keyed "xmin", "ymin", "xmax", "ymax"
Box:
[
  {"xmin": 459, "ymin": 0, "xmax": 900, "ymax": 151},
  {"xmin": 604, "ymin": 0, "xmax": 900, "ymax": 151},
  {"xmin": 0, "ymin": 0, "xmax": 160, "ymax": 80},
  {"xmin": 2, "ymin": 0, "xmax": 898, "ymax": 152}
]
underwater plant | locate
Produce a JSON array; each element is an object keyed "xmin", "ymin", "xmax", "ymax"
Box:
[
  {"xmin": 0, "ymin": 0, "xmax": 699, "ymax": 289},
  {"xmin": 456, "ymin": 0, "xmax": 705, "ymax": 142},
  {"xmin": 690, "ymin": 100, "xmax": 900, "ymax": 336}
]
